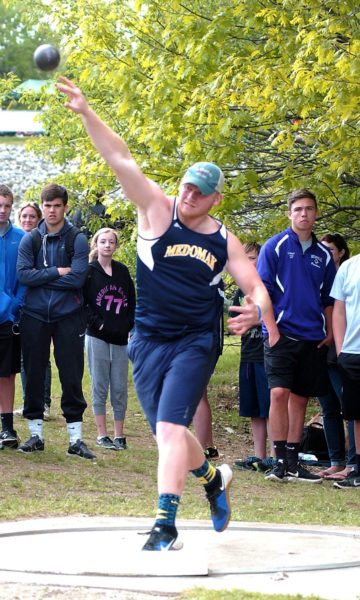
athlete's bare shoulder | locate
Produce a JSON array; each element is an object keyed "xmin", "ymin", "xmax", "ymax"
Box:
[{"xmin": 137, "ymin": 188, "xmax": 174, "ymax": 239}]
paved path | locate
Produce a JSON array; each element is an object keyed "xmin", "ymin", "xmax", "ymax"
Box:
[{"xmin": 0, "ymin": 516, "xmax": 359, "ymax": 600}]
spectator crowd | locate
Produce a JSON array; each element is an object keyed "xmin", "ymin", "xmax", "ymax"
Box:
[{"xmin": 2, "ymin": 181, "xmax": 359, "ymax": 494}]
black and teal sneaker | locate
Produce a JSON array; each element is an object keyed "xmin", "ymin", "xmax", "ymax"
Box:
[
  {"xmin": 204, "ymin": 446, "xmax": 219, "ymax": 460},
  {"xmin": 142, "ymin": 524, "xmax": 178, "ymax": 551},
  {"xmin": 234, "ymin": 456, "xmax": 261, "ymax": 471},
  {"xmin": 206, "ymin": 464, "xmax": 233, "ymax": 532},
  {"xmin": 257, "ymin": 457, "xmax": 276, "ymax": 472}
]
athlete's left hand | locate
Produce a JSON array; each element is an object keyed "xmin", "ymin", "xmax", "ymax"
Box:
[{"xmin": 228, "ymin": 296, "xmax": 261, "ymax": 335}]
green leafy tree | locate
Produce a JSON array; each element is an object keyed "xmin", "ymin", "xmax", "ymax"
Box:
[
  {"xmin": 0, "ymin": 0, "xmax": 60, "ymax": 82},
  {"xmin": 6, "ymin": 0, "xmax": 360, "ymax": 252}
]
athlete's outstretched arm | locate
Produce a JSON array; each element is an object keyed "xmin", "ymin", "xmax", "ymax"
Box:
[
  {"xmin": 226, "ymin": 232, "xmax": 278, "ymax": 337},
  {"xmin": 55, "ymin": 77, "xmax": 171, "ymax": 233}
]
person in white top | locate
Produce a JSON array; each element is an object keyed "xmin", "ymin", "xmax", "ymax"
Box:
[{"xmin": 331, "ymin": 253, "xmax": 360, "ymax": 489}]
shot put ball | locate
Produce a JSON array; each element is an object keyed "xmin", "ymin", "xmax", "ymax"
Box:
[{"xmin": 34, "ymin": 44, "xmax": 60, "ymax": 71}]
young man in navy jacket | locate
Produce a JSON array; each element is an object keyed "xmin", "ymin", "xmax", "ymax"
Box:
[
  {"xmin": 16, "ymin": 183, "xmax": 95, "ymax": 459},
  {"xmin": 257, "ymin": 189, "xmax": 336, "ymax": 483}
]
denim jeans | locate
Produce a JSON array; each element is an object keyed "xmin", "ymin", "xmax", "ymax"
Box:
[{"xmin": 317, "ymin": 365, "xmax": 356, "ymax": 467}]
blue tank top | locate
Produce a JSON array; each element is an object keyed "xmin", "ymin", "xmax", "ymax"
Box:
[{"xmin": 135, "ymin": 199, "xmax": 228, "ymax": 339}]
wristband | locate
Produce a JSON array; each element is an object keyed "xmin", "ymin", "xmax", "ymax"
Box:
[{"xmin": 256, "ymin": 304, "xmax": 262, "ymax": 320}]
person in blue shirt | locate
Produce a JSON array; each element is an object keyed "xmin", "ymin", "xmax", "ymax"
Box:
[
  {"xmin": 56, "ymin": 76, "xmax": 273, "ymax": 552},
  {"xmin": 256, "ymin": 189, "xmax": 336, "ymax": 483},
  {"xmin": 0, "ymin": 184, "xmax": 25, "ymax": 450}
]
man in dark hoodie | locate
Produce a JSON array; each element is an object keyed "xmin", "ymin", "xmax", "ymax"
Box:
[{"xmin": 16, "ymin": 183, "xmax": 95, "ymax": 459}]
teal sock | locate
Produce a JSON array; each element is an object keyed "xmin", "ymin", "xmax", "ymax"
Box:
[
  {"xmin": 155, "ymin": 494, "xmax": 180, "ymax": 528},
  {"xmin": 192, "ymin": 459, "xmax": 217, "ymax": 485}
]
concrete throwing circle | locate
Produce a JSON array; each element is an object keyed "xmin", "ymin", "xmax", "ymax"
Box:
[{"xmin": 0, "ymin": 517, "xmax": 360, "ymax": 581}]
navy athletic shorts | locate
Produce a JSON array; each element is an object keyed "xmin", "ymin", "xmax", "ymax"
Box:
[
  {"xmin": 128, "ymin": 330, "xmax": 218, "ymax": 434},
  {"xmin": 239, "ymin": 361, "xmax": 270, "ymax": 418}
]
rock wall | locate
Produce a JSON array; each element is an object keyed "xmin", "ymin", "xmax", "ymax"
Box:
[{"xmin": 0, "ymin": 143, "xmax": 70, "ymax": 208}]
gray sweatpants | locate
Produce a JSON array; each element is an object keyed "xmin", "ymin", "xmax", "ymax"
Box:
[{"xmin": 85, "ymin": 335, "xmax": 128, "ymax": 421}]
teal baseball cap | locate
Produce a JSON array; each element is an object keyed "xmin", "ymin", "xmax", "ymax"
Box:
[{"xmin": 182, "ymin": 162, "xmax": 224, "ymax": 195}]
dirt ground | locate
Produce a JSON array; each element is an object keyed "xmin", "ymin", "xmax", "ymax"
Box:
[{"xmin": 0, "ymin": 584, "xmax": 178, "ymax": 600}]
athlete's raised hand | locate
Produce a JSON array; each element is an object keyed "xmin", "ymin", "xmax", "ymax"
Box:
[{"xmin": 56, "ymin": 76, "xmax": 89, "ymax": 115}]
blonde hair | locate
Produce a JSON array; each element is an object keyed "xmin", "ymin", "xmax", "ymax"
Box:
[
  {"xmin": 89, "ymin": 228, "xmax": 119, "ymax": 261},
  {"xmin": 16, "ymin": 202, "xmax": 42, "ymax": 227}
]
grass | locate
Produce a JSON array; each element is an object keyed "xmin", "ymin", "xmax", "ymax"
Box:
[
  {"xmin": 2, "ymin": 336, "xmax": 360, "ymax": 526},
  {"xmin": 0, "ymin": 135, "xmax": 27, "ymax": 144},
  {"xmin": 181, "ymin": 593, "xmax": 328, "ymax": 600},
  {"xmin": 1, "ymin": 336, "xmax": 359, "ymax": 600}
]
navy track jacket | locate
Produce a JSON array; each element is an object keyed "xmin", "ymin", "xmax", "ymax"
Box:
[{"xmin": 257, "ymin": 227, "xmax": 336, "ymax": 341}]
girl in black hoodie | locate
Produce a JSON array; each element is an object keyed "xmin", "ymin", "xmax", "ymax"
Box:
[{"xmin": 84, "ymin": 228, "xmax": 135, "ymax": 450}]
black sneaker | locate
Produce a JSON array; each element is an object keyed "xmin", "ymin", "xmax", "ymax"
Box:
[
  {"xmin": 287, "ymin": 463, "xmax": 322, "ymax": 483},
  {"xmin": 265, "ymin": 460, "xmax": 287, "ymax": 482},
  {"xmin": 18, "ymin": 434, "xmax": 44, "ymax": 453},
  {"xmin": 234, "ymin": 456, "xmax": 261, "ymax": 471},
  {"xmin": 113, "ymin": 436, "xmax": 127, "ymax": 450},
  {"xmin": 0, "ymin": 429, "xmax": 20, "ymax": 449},
  {"xmin": 205, "ymin": 464, "xmax": 233, "ymax": 532},
  {"xmin": 67, "ymin": 439, "xmax": 96, "ymax": 460},
  {"xmin": 204, "ymin": 446, "xmax": 219, "ymax": 460},
  {"xmin": 333, "ymin": 471, "xmax": 360, "ymax": 489},
  {"xmin": 142, "ymin": 524, "xmax": 178, "ymax": 551},
  {"xmin": 96, "ymin": 435, "xmax": 115, "ymax": 449}
]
